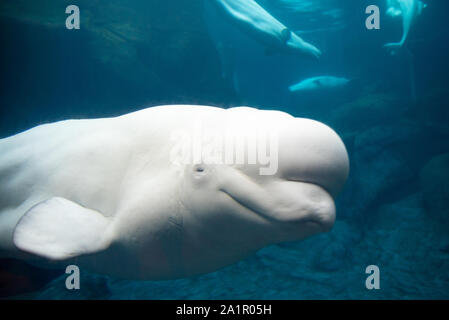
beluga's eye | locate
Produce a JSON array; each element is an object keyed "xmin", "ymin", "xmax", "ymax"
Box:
[
  {"xmin": 194, "ymin": 165, "xmax": 205, "ymax": 173},
  {"xmin": 193, "ymin": 164, "xmax": 208, "ymax": 177}
]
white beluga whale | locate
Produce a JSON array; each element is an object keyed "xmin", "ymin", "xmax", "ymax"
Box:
[
  {"xmin": 385, "ymin": 0, "xmax": 427, "ymax": 49},
  {"xmin": 206, "ymin": 0, "xmax": 322, "ymax": 59},
  {"xmin": 0, "ymin": 105, "xmax": 349, "ymax": 280},
  {"xmin": 288, "ymin": 76, "xmax": 351, "ymax": 93}
]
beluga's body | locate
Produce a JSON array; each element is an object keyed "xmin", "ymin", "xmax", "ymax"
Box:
[
  {"xmin": 0, "ymin": 105, "xmax": 349, "ymax": 280},
  {"xmin": 289, "ymin": 76, "xmax": 351, "ymax": 93},
  {"xmin": 206, "ymin": 0, "xmax": 322, "ymax": 59},
  {"xmin": 385, "ymin": 0, "xmax": 427, "ymax": 48}
]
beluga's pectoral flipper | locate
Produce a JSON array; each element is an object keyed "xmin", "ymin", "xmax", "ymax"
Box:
[{"xmin": 13, "ymin": 197, "xmax": 113, "ymax": 260}]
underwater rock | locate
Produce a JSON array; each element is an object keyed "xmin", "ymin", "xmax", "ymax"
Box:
[
  {"xmin": 420, "ymin": 153, "xmax": 449, "ymax": 227},
  {"xmin": 338, "ymin": 124, "xmax": 416, "ymax": 220},
  {"xmin": 337, "ymin": 114, "xmax": 449, "ymax": 221},
  {"xmin": 0, "ymin": 259, "xmax": 62, "ymax": 298},
  {"xmin": 312, "ymin": 242, "xmax": 347, "ymax": 272},
  {"xmin": 0, "ymin": 0, "xmax": 240, "ymax": 137},
  {"xmin": 325, "ymin": 92, "xmax": 406, "ymax": 134},
  {"xmin": 409, "ymin": 87, "xmax": 449, "ymax": 128},
  {"xmin": 354, "ymin": 193, "xmax": 449, "ymax": 298},
  {"xmin": 34, "ymin": 272, "xmax": 111, "ymax": 300},
  {"xmin": 257, "ymin": 220, "xmax": 360, "ymax": 276}
]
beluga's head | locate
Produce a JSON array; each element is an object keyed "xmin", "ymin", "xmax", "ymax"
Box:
[{"xmin": 174, "ymin": 107, "xmax": 349, "ymax": 275}]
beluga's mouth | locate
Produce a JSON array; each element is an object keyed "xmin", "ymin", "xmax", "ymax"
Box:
[{"xmin": 219, "ymin": 174, "xmax": 336, "ymax": 233}]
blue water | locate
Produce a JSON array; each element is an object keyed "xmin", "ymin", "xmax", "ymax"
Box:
[{"xmin": 1, "ymin": 0, "xmax": 449, "ymax": 299}]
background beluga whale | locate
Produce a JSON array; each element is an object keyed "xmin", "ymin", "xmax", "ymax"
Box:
[
  {"xmin": 205, "ymin": 0, "xmax": 322, "ymax": 59},
  {"xmin": 0, "ymin": 105, "xmax": 349, "ymax": 280},
  {"xmin": 385, "ymin": 0, "xmax": 427, "ymax": 49},
  {"xmin": 289, "ymin": 76, "xmax": 351, "ymax": 93}
]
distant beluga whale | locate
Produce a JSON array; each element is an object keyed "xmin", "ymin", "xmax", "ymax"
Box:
[
  {"xmin": 288, "ymin": 76, "xmax": 351, "ymax": 93},
  {"xmin": 206, "ymin": 0, "xmax": 322, "ymax": 59},
  {"xmin": 384, "ymin": 0, "xmax": 427, "ymax": 49},
  {"xmin": 0, "ymin": 105, "xmax": 348, "ymax": 280}
]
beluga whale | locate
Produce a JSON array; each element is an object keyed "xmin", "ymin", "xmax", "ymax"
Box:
[
  {"xmin": 0, "ymin": 105, "xmax": 349, "ymax": 280},
  {"xmin": 384, "ymin": 0, "xmax": 427, "ymax": 49},
  {"xmin": 205, "ymin": 0, "xmax": 322, "ymax": 59},
  {"xmin": 289, "ymin": 76, "xmax": 351, "ymax": 93}
]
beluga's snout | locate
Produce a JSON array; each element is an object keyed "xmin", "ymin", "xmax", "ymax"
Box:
[
  {"xmin": 278, "ymin": 118, "xmax": 349, "ymax": 199},
  {"xmin": 211, "ymin": 112, "xmax": 349, "ymax": 242},
  {"xmin": 242, "ymin": 117, "xmax": 350, "ymax": 239}
]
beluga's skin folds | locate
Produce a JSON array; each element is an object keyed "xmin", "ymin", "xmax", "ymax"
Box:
[
  {"xmin": 385, "ymin": 0, "xmax": 427, "ymax": 49},
  {"xmin": 206, "ymin": 0, "xmax": 322, "ymax": 59},
  {"xmin": 0, "ymin": 105, "xmax": 349, "ymax": 280}
]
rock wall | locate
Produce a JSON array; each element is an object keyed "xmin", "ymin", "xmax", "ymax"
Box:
[{"xmin": 0, "ymin": 0, "xmax": 239, "ymax": 137}]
